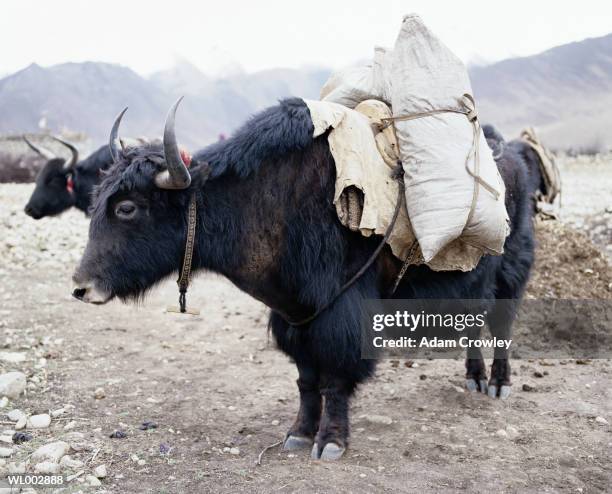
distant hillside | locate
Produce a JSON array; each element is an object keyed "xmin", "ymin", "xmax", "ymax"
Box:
[
  {"xmin": 1, "ymin": 32, "xmax": 611, "ymax": 151},
  {"xmin": 471, "ymin": 33, "xmax": 612, "ymax": 150},
  {"xmin": 0, "ymin": 61, "xmax": 328, "ymax": 149}
]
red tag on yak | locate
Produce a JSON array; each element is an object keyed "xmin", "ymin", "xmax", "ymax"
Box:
[
  {"xmin": 66, "ymin": 175, "xmax": 74, "ymax": 194},
  {"xmin": 180, "ymin": 149, "xmax": 192, "ymax": 167}
]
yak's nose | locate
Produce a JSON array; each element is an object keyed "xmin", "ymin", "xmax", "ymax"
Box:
[
  {"xmin": 71, "ymin": 281, "xmax": 111, "ymax": 304},
  {"xmin": 24, "ymin": 204, "xmax": 41, "ymax": 219},
  {"xmin": 72, "ymin": 287, "xmax": 87, "ymax": 301}
]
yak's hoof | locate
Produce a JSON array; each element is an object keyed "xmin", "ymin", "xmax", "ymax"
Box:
[
  {"xmin": 311, "ymin": 442, "xmax": 345, "ymax": 461},
  {"xmin": 283, "ymin": 435, "xmax": 313, "ymax": 451},
  {"xmin": 487, "ymin": 384, "xmax": 511, "ymax": 399},
  {"xmin": 466, "ymin": 378, "xmax": 488, "ymax": 393},
  {"xmin": 499, "ymin": 385, "xmax": 511, "ymax": 400}
]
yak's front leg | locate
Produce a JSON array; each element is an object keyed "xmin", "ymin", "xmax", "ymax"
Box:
[
  {"xmin": 283, "ymin": 363, "xmax": 321, "ymax": 451},
  {"xmin": 311, "ymin": 374, "xmax": 353, "ymax": 460}
]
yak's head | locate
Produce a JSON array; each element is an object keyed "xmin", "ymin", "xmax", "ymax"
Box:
[
  {"xmin": 72, "ymin": 98, "xmax": 209, "ymax": 304},
  {"xmin": 24, "ymin": 137, "xmax": 79, "ymax": 219}
]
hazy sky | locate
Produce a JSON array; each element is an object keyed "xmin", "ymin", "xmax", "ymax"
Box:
[{"xmin": 2, "ymin": 0, "xmax": 611, "ymax": 76}]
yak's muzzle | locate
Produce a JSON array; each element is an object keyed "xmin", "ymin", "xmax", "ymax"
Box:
[{"xmin": 71, "ymin": 281, "xmax": 111, "ymax": 305}]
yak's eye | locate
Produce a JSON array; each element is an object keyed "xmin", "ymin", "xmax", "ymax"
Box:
[{"xmin": 114, "ymin": 200, "xmax": 137, "ymax": 220}]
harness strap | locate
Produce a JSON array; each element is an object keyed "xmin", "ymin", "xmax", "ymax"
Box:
[
  {"xmin": 177, "ymin": 193, "xmax": 197, "ymax": 313},
  {"xmin": 387, "ymin": 240, "xmax": 419, "ymax": 297},
  {"xmin": 282, "ymin": 165, "xmax": 406, "ymax": 327}
]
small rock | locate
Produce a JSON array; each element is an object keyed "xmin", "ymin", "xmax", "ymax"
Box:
[
  {"xmin": 93, "ymin": 388, "xmax": 105, "ymax": 399},
  {"xmin": 506, "ymin": 426, "xmax": 519, "ymax": 439},
  {"xmin": 533, "ymin": 371, "xmax": 544, "ymax": 378},
  {"xmin": 0, "ymin": 352, "xmax": 26, "ymax": 363},
  {"xmin": 7, "ymin": 461, "xmax": 26, "ymax": 474},
  {"xmin": 86, "ymin": 475, "xmax": 102, "ymax": 486},
  {"xmin": 419, "ymin": 374, "xmax": 427, "ymax": 380},
  {"xmin": 63, "ymin": 420, "xmax": 76, "ymax": 430},
  {"xmin": 60, "ymin": 455, "xmax": 84, "ymax": 470},
  {"xmin": 159, "ymin": 443, "xmax": 171, "ymax": 455},
  {"xmin": 31, "ymin": 441, "xmax": 70, "ymax": 463},
  {"xmin": 93, "ymin": 464, "xmax": 107, "ymax": 478},
  {"xmin": 558, "ymin": 453, "xmax": 578, "ymax": 468},
  {"xmin": 139, "ymin": 421, "xmax": 157, "ymax": 431},
  {"xmin": 0, "ymin": 447, "xmax": 13, "ymax": 457},
  {"xmin": 15, "ymin": 416, "xmax": 26, "ymax": 430},
  {"xmin": 50, "ymin": 408, "xmax": 65, "ymax": 418},
  {"xmin": 495, "ymin": 429, "xmax": 508, "ymax": 438},
  {"xmin": 68, "ymin": 441, "xmax": 93, "ymax": 452},
  {"xmin": 271, "ymin": 419, "xmax": 280, "ymax": 426},
  {"xmin": 0, "ymin": 372, "xmax": 26, "ymax": 398},
  {"xmin": 362, "ymin": 414, "xmax": 393, "ymax": 425},
  {"xmin": 34, "ymin": 461, "xmax": 60, "ymax": 474},
  {"xmin": 7, "ymin": 409, "xmax": 24, "ymax": 422},
  {"xmin": 0, "ymin": 397, "xmax": 8, "ymax": 408},
  {"xmin": 229, "ymin": 447, "xmax": 240, "ymax": 455},
  {"xmin": 0, "ymin": 435, "xmax": 11, "ymax": 444},
  {"xmin": 110, "ymin": 430, "xmax": 127, "ymax": 439},
  {"xmin": 522, "ymin": 384, "xmax": 535, "ymax": 392},
  {"xmin": 27, "ymin": 413, "xmax": 51, "ymax": 429},
  {"xmin": 137, "ymin": 459, "xmax": 146, "ymax": 466},
  {"xmin": 595, "ymin": 416, "xmax": 609, "ymax": 425},
  {"xmin": 12, "ymin": 432, "xmax": 32, "ymax": 444},
  {"xmin": 64, "ymin": 432, "xmax": 84, "ymax": 442}
]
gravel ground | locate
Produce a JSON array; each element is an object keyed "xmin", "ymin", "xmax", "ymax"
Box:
[{"xmin": 0, "ymin": 156, "xmax": 611, "ymax": 493}]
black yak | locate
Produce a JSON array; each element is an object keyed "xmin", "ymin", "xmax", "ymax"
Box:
[
  {"xmin": 72, "ymin": 99, "xmax": 534, "ymax": 460},
  {"xmin": 23, "ymin": 137, "xmax": 115, "ymax": 219},
  {"xmin": 482, "ymin": 124, "xmax": 558, "ymax": 214}
]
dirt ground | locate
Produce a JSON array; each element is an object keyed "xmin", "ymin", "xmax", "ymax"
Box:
[{"xmin": 0, "ymin": 157, "xmax": 611, "ymax": 493}]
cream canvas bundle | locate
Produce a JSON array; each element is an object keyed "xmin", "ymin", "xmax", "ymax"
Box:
[
  {"xmin": 321, "ymin": 14, "xmax": 510, "ymax": 264},
  {"xmin": 305, "ymin": 98, "xmax": 486, "ymax": 272}
]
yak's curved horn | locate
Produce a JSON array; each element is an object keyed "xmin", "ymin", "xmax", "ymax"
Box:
[
  {"xmin": 23, "ymin": 135, "xmax": 56, "ymax": 160},
  {"xmin": 155, "ymin": 97, "xmax": 191, "ymax": 190},
  {"xmin": 109, "ymin": 107, "xmax": 128, "ymax": 163},
  {"xmin": 50, "ymin": 136, "xmax": 79, "ymax": 170}
]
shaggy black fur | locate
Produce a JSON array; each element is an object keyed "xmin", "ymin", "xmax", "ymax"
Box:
[
  {"xmin": 483, "ymin": 123, "xmax": 506, "ymax": 157},
  {"xmin": 482, "ymin": 124, "xmax": 546, "ymax": 213},
  {"xmin": 506, "ymin": 139, "xmax": 547, "ymax": 210},
  {"xmin": 75, "ymin": 98, "xmax": 534, "ymax": 456},
  {"xmin": 25, "ymin": 145, "xmax": 113, "ymax": 219}
]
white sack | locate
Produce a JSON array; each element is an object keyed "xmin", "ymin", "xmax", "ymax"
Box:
[
  {"xmin": 390, "ymin": 14, "xmax": 509, "ymax": 261},
  {"xmin": 320, "ymin": 15, "xmax": 510, "ymax": 265},
  {"xmin": 320, "ymin": 47, "xmax": 393, "ymax": 108}
]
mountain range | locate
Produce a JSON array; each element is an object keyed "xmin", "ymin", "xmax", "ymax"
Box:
[{"xmin": 1, "ymin": 32, "xmax": 611, "ymax": 151}]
